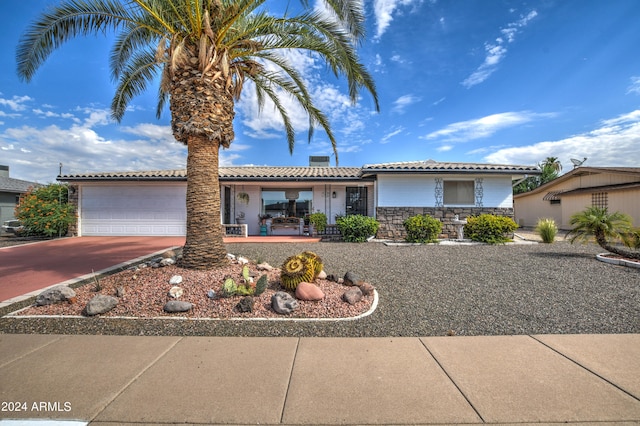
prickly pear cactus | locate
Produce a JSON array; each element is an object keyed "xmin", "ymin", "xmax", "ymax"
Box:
[
  {"xmin": 255, "ymin": 274, "xmax": 268, "ymax": 296},
  {"xmin": 221, "ymin": 278, "xmax": 238, "ymax": 298},
  {"xmin": 280, "ymin": 255, "xmax": 315, "ymax": 290}
]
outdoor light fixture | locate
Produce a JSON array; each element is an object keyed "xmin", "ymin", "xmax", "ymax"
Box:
[{"xmin": 332, "ymin": 191, "xmax": 337, "ymax": 198}]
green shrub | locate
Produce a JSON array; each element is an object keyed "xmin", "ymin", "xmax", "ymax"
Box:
[
  {"xmin": 15, "ymin": 184, "xmax": 75, "ymax": 237},
  {"xmin": 336, "ymin": 214, "xmax": 379, "ymax": 242},
  {"xmin": 403, "ymin": 214, "xmax": 442, "ymax": 243},
  {"xmin": 308, "ymin": 212, "xmax": 327, "ymax": 233},
  {"xmin": 535, "ymin": 218, "xmax": 558, "ymax": 243},
  {"xmin": 464, "ymin": 214, "xmax": 518, "ymax": 244}
]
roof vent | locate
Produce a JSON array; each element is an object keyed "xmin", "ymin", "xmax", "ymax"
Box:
[{"xmin": 309, "ymin": 156, "xmax": 330, "ymax": 167}]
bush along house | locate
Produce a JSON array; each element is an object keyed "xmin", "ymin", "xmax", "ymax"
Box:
[{"xmin": 58, "ymin": 158, "xmax": 539, "ymax": 239}]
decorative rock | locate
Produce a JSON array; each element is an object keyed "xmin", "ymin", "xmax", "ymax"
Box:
[
  {"xmin": 257, "ymin": 262, "xmax": 274, "ymax": 271},
  {"xmin": 36, "ymin": 285, "xmax": 76, "ymax": 306},
  {"xmin": 237, "ymin": 256, "xmax": 249, "ymax": 265},
  {"xmin": 271, "ymin": 292, "xmax": 299, "ymax": 314},
  {"xmin": 160, "ymin": 258, "xmax": 176, "ymax": 266},
  {"xmin": 168, "ymin": 286, "xmax": 184, "ymax": 299},
  {"xmin": 343, "ymin": 271, "xmax": 360, "ymax": 286},
  {"xmin": 169, "ymin": 275, "xmax": 183, "ymax": 285},
  {"xmin": 326, "ymin": 274, "xmax": 339, "ymax": 282},
  {"xmin": 226, "ymin": 253, "xmax": 236, "ymax": 261},
  {"xmin": 163, "ymin": 301, "xmax": 193, "ymax": 313},
  {"xmin": 295, "ymin": 282, "xmax": 325, "ymax": 301},
  {"xmin": 162, "ymin": 249, "xmax": 176, "ymax": 258},
  {"xmin": 317, "ymin": 270, "xmax": 327, "ymax": 280},
  {"xmin": 85, "ymin": 295, "xmax": 118, "ymax": 316},
  {"xmin": 358, "ymin": 282, "xmax": 375, "ymax": 296},
  {"xmin": 236, "ymin": 296, "xmax": 254, "ymax": 313},
  {"xmin": 207, "ymin": 289, "xmax": 217, "ymax": 299},
  {"xmin": 342, "ymin": 287, "xmax": 363, "ymax": 305}
]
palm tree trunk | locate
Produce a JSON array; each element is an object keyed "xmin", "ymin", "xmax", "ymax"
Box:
[
  {"xmin": 596, "ymin": 231, "xmax": 640, "ymax": 260},
  {"xmin": 181, "ymin": 135, "xmax": 228, "ymax": 269}
]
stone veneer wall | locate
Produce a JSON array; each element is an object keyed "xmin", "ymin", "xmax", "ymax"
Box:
[
  {"xmin": 376, "ymin": 207, "xmax": 514, "ymax": 240},
  {"xmin": 67, "ymin": 184, "xmax": 79, "ymax": 237}
]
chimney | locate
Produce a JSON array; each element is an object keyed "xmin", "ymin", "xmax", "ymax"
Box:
[
  {"xmin": 0, "ymin": 165, "xmax": 9, "ymax": 178},
  {"xmin": 309, "ymin": 156, "xmax": 330, "ymax": 167}
]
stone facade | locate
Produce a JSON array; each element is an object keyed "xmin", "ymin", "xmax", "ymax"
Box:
[
  {"xmin": 376, "ymin": 207, "xmax": 514, "ymax": 240},
  {"xmin": 67, "ymin": 185, "xmax": 79, "ymax": 237}
]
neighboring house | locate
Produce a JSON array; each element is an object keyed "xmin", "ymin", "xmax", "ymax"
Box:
[
  {"xmin": 0, "ymin": 165, "xmax": 39, "ymax": 229},
  {"xmin": 514, "ymin": 166, "xmax": 640, "ymax": 230},
  {"xmin": 58, "ymin": 158, "xmax": 538, "ymax": 238}
]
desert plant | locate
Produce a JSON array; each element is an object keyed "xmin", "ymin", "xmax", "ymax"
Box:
[
  {"xmin": 535, "ymin": 218, "xmax": 558, "ymax": 243},
  {"xmin": 280, "ymin": 255, "xmax": 316, "ymax": 290},
  {"xmin": 254, "ymin": 275, "xmax": 268, "ymax": 296},
  {"xmin": 336, "ymin": 215, "xmax": 379, "ymax": 242},
  {"xmin": 403, "ymin": 214, "xmax": 442, "ymax": 243},
  {"xmin": 567, "ymin": 207, "xmax": 638, "ymax": 259},
  {"xmin": 300, "ymin": 251, "xmax": 324, "ymax": 277},
  {"xmin": 622, "ymin": 228, "xmax": 640, "ymax": 250},
  {"xmin": 15, "ymin": 183, "xmax": 75, "ymax": 237},
  {"xmin": 308, "ymin": 212, "xmax": 327, "ymax": 234},
  {"xmin": 464, "ymin": 214, "xmax": 518, "ymax": 244},
  {"xmin": 221, "ymin": 278, "xmax": 238, "ymax": 298}
]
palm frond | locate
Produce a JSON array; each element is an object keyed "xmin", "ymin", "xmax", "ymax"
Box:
[{"xmin": 111, "ymin": 49, "xmax": 161, "ymax": 122}]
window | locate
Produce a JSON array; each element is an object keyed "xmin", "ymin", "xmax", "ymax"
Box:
[
  {"xmin": 592, "ymin": 192, "xmax": 608, "ymax": 209},
  {"xmin": 550, "ymin": 199, "xmax": 561, "ymax": 205},
  {"xmin": 262, "ymin": 189, "xmax": 312, "ymax": 218},
  {"xmin": 443, "ymin": 181, "xmax": 474, "ymax": 205}
]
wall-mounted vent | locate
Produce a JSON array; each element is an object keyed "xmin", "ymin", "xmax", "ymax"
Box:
[{"xmin": 309, "ymin": 156, "xmax": 330, "ymax": 167}]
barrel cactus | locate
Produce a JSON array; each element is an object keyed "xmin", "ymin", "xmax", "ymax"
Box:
[
  {"xmin": 300, "ymin": 251, "xmax": 323, "ymax": 278},
  {"xmin": 280, "ymin": 255, "xmax": 315, "ymax": 290}
]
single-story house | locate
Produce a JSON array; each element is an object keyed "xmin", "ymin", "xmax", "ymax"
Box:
[
  {"xmin": 514, "ymin": 166, "xmax": 640, "ymax": 230},
  {"xmin": 58, "ymin": 158, "xmax": 539, "ymax": 239},
  {"xmin": 0, "ymin": 165, "xmax": 40, "ymax": 228}
]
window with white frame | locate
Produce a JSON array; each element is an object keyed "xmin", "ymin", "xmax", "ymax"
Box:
[{"xmin": 443, "ymin": 180, "xmax": 474, "ymax": 205}]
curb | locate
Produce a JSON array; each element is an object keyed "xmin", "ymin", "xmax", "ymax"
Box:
[{"xmin": 596, "ymin": 253, "xmax": 640, "ymax": 269}]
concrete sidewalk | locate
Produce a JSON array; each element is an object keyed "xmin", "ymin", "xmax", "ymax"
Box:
[{"xmin": 0, "ymin": 334, "xmax": 638, "ymax": 425}]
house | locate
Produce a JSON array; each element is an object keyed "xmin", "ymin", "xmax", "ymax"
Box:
[
  {"xmin": 58, "ymin": 158, "xmax": 538, "ymax": 238},
  {"xmin": 0, "ymin": 165, "xmax": 40, "ymax": 229},
  {"xmin": 514, "ymin": 166, "xmax": 640, "ymax": 230}
]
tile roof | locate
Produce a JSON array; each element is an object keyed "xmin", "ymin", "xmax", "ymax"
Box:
[
  {"xmin": 0, "ymin": 176, "xmax": 40, "ymax": 193},
  {"xmin": 58, "ymin": 167, "xmax": 363, "ymax": 181},
  {"xmin": 361, "ymin": 160, "xmax": 540, "ymax": 174}
]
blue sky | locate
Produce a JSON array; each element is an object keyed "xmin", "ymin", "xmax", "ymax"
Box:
[{"xmin": 1, "ymin": 0, "xmax": 639, "ymax": 183}]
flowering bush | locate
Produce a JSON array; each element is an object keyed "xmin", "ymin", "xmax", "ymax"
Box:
[{"xmin": 15, "ymin": 184, "xmax": 75, "ymax": 237}]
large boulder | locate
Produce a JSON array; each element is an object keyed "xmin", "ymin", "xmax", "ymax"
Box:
[
  {"xmin": 85, "ymin": 295, "xmax": 118, "ymax": 316},
  {"xmin": 35, "ymin": 285, "xmax": 76, "ymax": 306},
  {"xmin": 271, "ymin": 292, "xmax": 299, "ymax": 314}
]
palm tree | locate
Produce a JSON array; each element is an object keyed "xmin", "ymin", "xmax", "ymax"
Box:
[
  {"xmin": 17, "ymin": 0, "xmax": 379, "ymax": 269},
  {"xmin": 541, "ymin": 157, "xmax": 562, "ymax": 173},
  {"xmin": 567, "ymin": 206, "xmax": 639, "ymax": 260}
]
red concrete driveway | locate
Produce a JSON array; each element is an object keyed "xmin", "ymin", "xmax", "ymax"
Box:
[{"xmin": 0, "ymin": 237, "xmax": 184, "ymax": 303}]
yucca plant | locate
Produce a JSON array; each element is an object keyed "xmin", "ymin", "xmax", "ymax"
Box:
[{"xmin": 535, "ymin": 218, "xmax": 557, "ymax": 243}]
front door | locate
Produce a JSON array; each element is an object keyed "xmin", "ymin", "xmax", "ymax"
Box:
[{"xmin": 346, "ymin": 187, "xmax": 367, "ymax": 216}]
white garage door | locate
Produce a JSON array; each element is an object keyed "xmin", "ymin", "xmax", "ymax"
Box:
[{"xmin": 81, "ymin": 185, "xmax": 187, "ymax": 236}]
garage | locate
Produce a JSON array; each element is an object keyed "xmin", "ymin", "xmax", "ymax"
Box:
[{"xmin": 80, "ymin": 184, "xmax": 186, "ymax": 236}]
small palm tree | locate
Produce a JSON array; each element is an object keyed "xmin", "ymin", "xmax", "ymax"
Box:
[
  {"xmin": 17, "ymin": 0, "xmax": 378, "ymax": 269},
  {"xmin": 567, "ymin": 206, "xmax": 639, "ymax": 260}
]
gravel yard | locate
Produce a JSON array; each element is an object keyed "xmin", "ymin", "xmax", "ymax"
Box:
[{"xmin": 1, "ymin": 241, "xmax": 638, "ymax": 337}]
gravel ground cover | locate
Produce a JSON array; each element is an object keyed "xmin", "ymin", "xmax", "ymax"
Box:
[{"xmin": 1, "ymin": 241, "xmax": 638, "ymax": 337}]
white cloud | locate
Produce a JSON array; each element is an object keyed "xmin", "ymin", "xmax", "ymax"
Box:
[
  {"xmin": 424, "ymin": 111, "xmax": 554, "ymax": 142},
  {"xmin": 628, "ymin": 76, "xmax": 640, "ymax": 95},
  {"xmin": 462, "ymin": 10, "xmax": 537, "ymax": 88},
  {"xmin": 484, "ymin": 109, "xmax": 640, "ymax": 167},
  {"xmin": 380, "ymin": 126, "xmax": 405, "ymax": 143},
  {"xmin": 0, "ymin": 107, "xmax": 187, "ymax": 182},
  {"xmin": 392, "ymin": 94, "xmax": 421, "ymax": 114},
  {"xmin": 0, "ymin": 95, "xmax": 32, "ymax": 112},
  {"xmin": 372, "ymin": 0, "xmax": 423, "ymax": 39}
]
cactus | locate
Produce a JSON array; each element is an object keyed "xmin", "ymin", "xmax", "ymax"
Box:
[
  {"xmin": 221, "ymin": 278, "xmax": 238, "ymax": 298},
  {"xmin": 300, "ymin": 251, "xmax": 323, "ymax": 278},
  {"xmin": 280, "ymin": 254, "xmax": 315, "ymax": 290},
  {"xmin": 255, "ymin": 274, "xmax": 268, "ymax": 296},
  {"xmin": 242, "ymin": 265, "xmax": 252, "ymax": 283}
]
